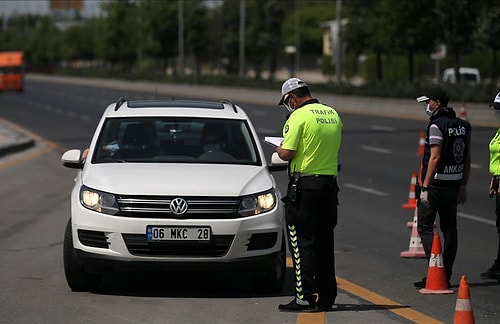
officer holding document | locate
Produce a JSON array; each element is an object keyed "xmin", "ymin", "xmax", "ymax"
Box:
[{"xmin": 276, "ymin": 78, "xmax": 342, "ymax": 312}]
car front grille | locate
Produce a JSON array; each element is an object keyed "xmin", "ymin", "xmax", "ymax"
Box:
[
  {"xmin": 115, "ymin": 195, "xmax": 241, "ymax": 219},
  {"xmin": 122, "ymin": 234, "xmax": 234, "ymax": 257},
  {"xmin": 78, "ymin": 229, "xmax": 110, "ymax": 249}
]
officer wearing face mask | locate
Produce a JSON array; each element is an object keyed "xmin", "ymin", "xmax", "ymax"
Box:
[
  {"xmin": 276, "ymin": 78, "xmax": 342, "ymax": 312},
  {"xmin": 413, "ymin": 87, "xmax": 472, "ymax": 289},
  {"xmin": 480, "ymin": 91, "xmax": 500, "ymax": 281}
]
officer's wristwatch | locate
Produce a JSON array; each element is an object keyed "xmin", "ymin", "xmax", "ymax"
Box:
[{"xmin": 421, "ymin": 186, "xmax": 428, "ymax": 192}]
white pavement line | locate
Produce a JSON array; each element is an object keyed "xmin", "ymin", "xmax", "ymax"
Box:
[
  {"xmin": 470, "ymin": 163, "xmax": 482, "ymax": 169},
  {"xmin": 252, "ymin": 110, "xmax": 267, "ymax": 117},
  {"xmin": 369, "ymin": 125, "xmax": 396, "ymax": 132},
  {"xmin": 257, "ymin": 127, "xmax": 279, "ymax": 135},
  {"xmin": 360, "ymin": 145, "xmax": 393, "ymax": 154},
  {"xmin": 343, "ymin": 183, "xmax": 388, "ymax": 196},
  {"xmin": 458, "ymin": 212, "xmax": 495, "ymax": 226}
]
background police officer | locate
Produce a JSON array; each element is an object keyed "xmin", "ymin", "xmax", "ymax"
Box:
[
  {"xmin": 414, "ymin": 87, "xmax": 471, "ymax": 288},
  {"xmin": 276, "ymin": 78, "xmax": 342, "ymax": 312},
  {"xmin": 481, "ymin": 92, "xmax": 500, "ymax": 280}
]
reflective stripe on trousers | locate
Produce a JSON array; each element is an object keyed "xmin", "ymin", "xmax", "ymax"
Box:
[{"xmin": 287, "ymin": 224, "xmax": 304, "ymax": 301}]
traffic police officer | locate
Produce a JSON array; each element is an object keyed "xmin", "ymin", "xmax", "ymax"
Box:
[
  {"xmin": 276, "ymin": 78, "xmax": 342, "ymax": 312},
  {"xmin": 481, "ymin": 92, "xmax": 500, "ymax": 280},
  {"xmin": 414, "ymin": 87, "xmax": 471, "ymax": 288}
]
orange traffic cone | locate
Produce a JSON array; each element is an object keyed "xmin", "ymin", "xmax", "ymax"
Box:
[
  {"xmin": 403, "ymin": 172, "xmax": 417, "ymax": 210},
  {"xmin": 459, "ymin": 102, "xmax": 468, "ymax": 120},
  {"xmin": 417, "ymin": 130, "xmax": 425, "ymax": 156},
  {"xmin": 401, "ymin": 206, "xmax": 426, "ymax": 258},
  {"xmin": 453, "ymin": 275, "xmax": 475, "ymax": 324},
  {"xmin": 419, "ymin": 232, "xmax": 454, "ymax": 294}
]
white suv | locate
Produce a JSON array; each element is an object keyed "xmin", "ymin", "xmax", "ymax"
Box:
[{"xmin": 61, "ymin": 98, "xmax": 288, "ymax": 292}]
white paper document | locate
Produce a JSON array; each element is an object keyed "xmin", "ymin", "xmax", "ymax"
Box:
[{"xmin": 264, "ymin": 136, "xmax": 283, "ymax": 147}]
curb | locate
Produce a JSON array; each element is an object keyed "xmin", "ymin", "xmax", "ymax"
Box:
[{"xmin": 0, "ymin": 127, "xmax": 35, "ymax": 158}]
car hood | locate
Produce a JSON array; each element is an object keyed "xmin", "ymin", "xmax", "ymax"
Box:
[{"xmin": 81, "ymin": 163, "xmax": 275, "ymax": 196}]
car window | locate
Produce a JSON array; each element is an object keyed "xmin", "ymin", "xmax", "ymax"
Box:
[{"xmin": 92, "ymin": 117, "xmax": 260, "ymax": 165}]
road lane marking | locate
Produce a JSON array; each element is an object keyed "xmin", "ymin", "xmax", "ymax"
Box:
[
  {"xmin": 470, "ymin": 163, "xmax": 481, "ymax": 169},
  {"xmin": 297, "ymin": 312, "xmax": 325, "ymax": 324},
  {"xmin": 370, "ymin": 125, "xmax": 396, "ymax": 132},
  {"xmin": 343, "ymin": 183, "xmax": 388, "ymax": 196},
  {"xmin": 335, "ymin": 277, "xmax": 443, "ymax": 324},
  {"xmin": 458, "ymin": 212, "xmax": 495, "ymax": 226},
  {"xmin": 360, "ymin": 145, "xmax": 392, "ymax": 154},
  {"xmin": 287, "ymin": 258, "xmax": 442, "ymax": 324}
]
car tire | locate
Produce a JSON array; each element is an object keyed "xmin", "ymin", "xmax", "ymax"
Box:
[
  {"xmin": 63, "ymin": 219, "xmax": 101, "ymax": 291},
  {"xmin": 253, "ymin": 236, "xmax": 286, "ymax": 293}
]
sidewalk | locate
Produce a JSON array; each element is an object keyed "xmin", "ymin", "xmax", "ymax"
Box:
[{"xmin": 0, "ymin": 117, "xmax": 35, "ymax": 158}]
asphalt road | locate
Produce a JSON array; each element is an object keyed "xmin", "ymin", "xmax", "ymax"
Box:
[{"xmin": 0, "ymin": 74, "xmax": 499, "ymax": 323}]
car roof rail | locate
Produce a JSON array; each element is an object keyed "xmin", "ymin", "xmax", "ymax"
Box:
[
  {"xmin": 221, "ymin": 99, "xmax": 238, "ymax": 113},
  {"xmin": 114, "ymin": 97, "xmax": 127, "ymax": 111}
]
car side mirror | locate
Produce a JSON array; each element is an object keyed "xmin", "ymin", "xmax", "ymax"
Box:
[
  {"xmin": 61, "ymin": 149, "xmax": 84, "ymax": 169},
  {"xmin": 268, "ymin": 152, "xmax": 288, "ymax": 172}
]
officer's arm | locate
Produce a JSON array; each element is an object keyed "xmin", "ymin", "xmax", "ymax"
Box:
[
  {"xmin": 422, "ymin": 144, "xmax": 441, "ymax": 188},
  {"xmin": 462, "ymin": 142, "xmax": 471, "ymax": 186},
  {"xmin": 276, "ymin": 145, "xmax": 296, "ymax": 161}
]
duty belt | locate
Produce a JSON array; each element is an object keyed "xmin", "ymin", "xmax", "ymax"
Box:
[{"xmin": 299, "ymin": 173, "xmax": 336, "ymax": 178}]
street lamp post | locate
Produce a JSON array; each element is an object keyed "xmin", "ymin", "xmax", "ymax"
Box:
[
  {"xmin": 178, "ymin": 0, "xmax": 184, "ymax": 76},
  {"xmin": 335, "ymin": 0, "xmax": 342, "ymax": 83},
  {"xmin": 238, "ymin": 0, "xmax": 246, "ymax": 79}
]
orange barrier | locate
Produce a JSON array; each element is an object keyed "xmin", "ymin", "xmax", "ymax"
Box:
[
  {"xmin": 400, "ymin": 206, "xmax": 426, "ymax": 258},
  {"xmin": 417, "ymin": 130, "xmax": 425, "ymax": 156},
  {"xmin": 403, "ymin": 172, "xmax": 418, "ymax": 210},
  {"xmin": 453, "ymin": 275, "xmax": 475, "ymax": 324},
  {"xmin": 419, "ymin": 232, "xmax": 454, "ymax": 294},
  {"xmin": 459, "ymin": 102, "xmax": 468, "ymax": 120}
]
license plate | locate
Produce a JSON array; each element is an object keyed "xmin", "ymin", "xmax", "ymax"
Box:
[{"xmin": 146, "ymin": 226, "xmax": 211, "ymax": 241}]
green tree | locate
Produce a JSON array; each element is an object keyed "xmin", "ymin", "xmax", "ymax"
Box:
[
  {"xmin": 389, "ymin": 0, "xmax": 437, "ymax": 82},
  {"xmin": 25, "ymin": 16, "xmax": 62, "ymax": 67},
  {"xmin": 436, "ymin": 0, "xmax": 481, "ymax": 83},
  {"xmin": 138, "ymin": 0, "xmax": 178, "ymax": 72},
  {"xmin": 343, "ymin": 0, "xmax": 393, "ymax": 81},
  {"xmin": 97, "ymin": 0, "xmax": 140, "ymax": 71},
  {"xmin": 0, "ymin": 14, "xmax": 45, "ymax": 54},
  {"xmin": 245, "ymin": 0, "xmax": 286, "ymax": 80},
  {"xmin": 219, "ymin": 0, "xmax": 240, "ymax": 75},
  {"xmin": 184, "ymin": 0, "xmax": 210, "ymax": 77},
  {"xmin": 473, "ymin": 2, "xmax": 500, "ymax": 85},
  {"xmin": 60, "ymin": 22, "xmax": 97, "ymax": 62}
]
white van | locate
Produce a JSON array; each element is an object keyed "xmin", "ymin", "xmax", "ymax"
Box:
[{"xmin": 442, "ymin": 67, "xmax": 480, "ymax": 85}]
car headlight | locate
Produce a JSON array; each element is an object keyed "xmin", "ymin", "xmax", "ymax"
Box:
[
  {"xmin": 239, "ymin": 189, "xmax": 276, "ymax": 216},
  {"xmin": 79, "ymin": 185, "xmax": 119, "ymax": 215}
]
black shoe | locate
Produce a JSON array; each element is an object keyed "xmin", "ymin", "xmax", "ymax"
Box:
[
  {"xmin": 413, "ymin": 277, "xmax": 426, "ymax": 288},
  {"xmin": 318, "ymin": 304, "xmax": 334, "ymax": 312},
  {"xmin": 480, "ymin": 261, "xmax": 500, "ymax": 280},
  {"xmin": 278, "ymin": 299, "xmax": 319, "ymax": 313}
]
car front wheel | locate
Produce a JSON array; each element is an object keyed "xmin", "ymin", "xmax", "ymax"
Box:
[
  {"xmin": 63, "ymin": 219, "xmax": 101, "ymax": 291},
  {"xmin": 252, "ymin": 236, "xmax": 286, "ymax": 293}
]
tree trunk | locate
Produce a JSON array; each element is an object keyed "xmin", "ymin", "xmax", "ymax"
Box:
[
  {"xmin": 376, "ymin": 51, "xmax": 383, "ymax": 81},
  {"xmin": 408, "ymin": 50, "xmax": 414, "ymax": 82}
]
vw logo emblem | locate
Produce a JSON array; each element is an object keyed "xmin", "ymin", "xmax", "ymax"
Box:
[{"xmin": 170, "ymin": 197, "xmax": 188, "ymax": 215}]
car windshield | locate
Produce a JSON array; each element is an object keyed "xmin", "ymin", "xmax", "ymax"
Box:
[{"xmin": 91, "ymin": 117, "xmax": 260, "ymax": 165}]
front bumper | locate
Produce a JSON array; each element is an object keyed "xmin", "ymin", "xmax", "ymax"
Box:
[
  {"xmin": 75, "ymin": 248, "xmax": 282, "ymax": 275},
  {"xmin": 70, "ymin": 201, "xmax": 284, "ymax": 271}
]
